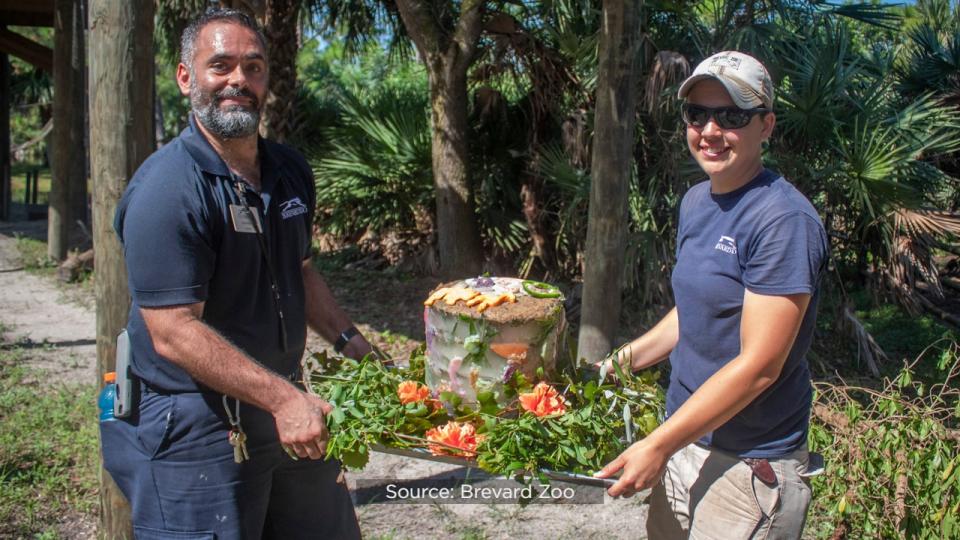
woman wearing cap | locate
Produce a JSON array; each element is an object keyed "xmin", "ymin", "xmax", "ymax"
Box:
[{"xmin": 594, "ymin": 51, "xmax": 828, "ymax": 539}]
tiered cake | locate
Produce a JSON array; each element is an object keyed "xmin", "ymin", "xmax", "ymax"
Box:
[{"xmin": 423, "ymin": 277, "xmax": 566, "ymax": 404}]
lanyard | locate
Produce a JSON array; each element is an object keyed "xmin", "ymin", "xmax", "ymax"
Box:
[{"xmin": 231, "ymin": 174, "xmax": 289, "ymax": 353}]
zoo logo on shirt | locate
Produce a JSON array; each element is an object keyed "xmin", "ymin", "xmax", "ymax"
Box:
[
  {"xmin": 714, "ymin": 235, "xmax": 737, "ymax": 255},
  {"xmin": 280, "ymin": 197, "xmax": 308, "ymax": 220}
]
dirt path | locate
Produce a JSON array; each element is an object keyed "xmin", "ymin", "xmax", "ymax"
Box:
[
  {"xmin": 0, "ymin": 221, "xmax": 96, "ymax": 385},
  {"xmin": 0, "ymin": 222, "xmax": 650, "ymax": 540}
]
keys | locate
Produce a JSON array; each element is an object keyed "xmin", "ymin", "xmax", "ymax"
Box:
[{"xmin": 228, "ymin": 428, "xmax": 250, "ymax": 464}]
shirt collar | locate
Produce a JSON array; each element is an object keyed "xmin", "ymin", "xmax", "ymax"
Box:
[
  {"xmin": 180, "ymin": 114, "xmax": 283, "ymax": 185},
  {"xmin": 180, "ymin": 114, "xmax": 231, "ymax": 176}
]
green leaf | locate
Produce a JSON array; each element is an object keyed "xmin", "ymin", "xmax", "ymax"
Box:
[{"xmin": 340, "ymin": 450, "xmax": 370, "ymax": 470}]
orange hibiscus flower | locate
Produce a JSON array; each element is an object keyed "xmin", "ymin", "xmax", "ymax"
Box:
[
  {"xmin": 425, "ymin": 421, "xmax": 483, "ymax": 457},
  {"xmin": 397, "ymin": 380, "xmax": 430, "ymax": 405},
  {"xmin": 518, "ymin": 382, "xmax": 567, "ymax": 417}
]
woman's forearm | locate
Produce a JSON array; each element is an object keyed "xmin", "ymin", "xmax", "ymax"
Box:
[{"xmin": 615, "ymin": 307, "xmax": 680, "ymax": 371}]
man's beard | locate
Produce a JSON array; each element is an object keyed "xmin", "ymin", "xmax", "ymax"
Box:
[{"xmin": 190, "ymin": 78, "xmax": 261, "ymax": 139}]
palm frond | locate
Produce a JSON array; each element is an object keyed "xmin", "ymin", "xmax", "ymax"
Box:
[
  {"xmin": 838, "ymin": 116, "xmax": 923, "ymax": 219},
  {"xmin": 812, "ymin": 1, "xmax": 903, "ymax": 30},
  {"xmin": 642, "ymin": 51, "xmax": 690, "ymax": 116},
  {"xmin": 896, "ymin": 208, "xmax": 960, "ymax": 238},
  {"xmin": 312, "ymin": 87, "xmax": 432, "ymax": 236},
  {"xmin": 886, "ymin": 93, "xmax": 960, "ymax": 160},
  {"xmin": 775, "ymin": 24, "xmax": 866, "ymax": 146},
  {"xmin": 888, "ymin": 208, "xmax": 960, "ymax": 301},
  {"xmin": 538, "ymin": 143, "xmax": 590, "ymax": 199}
]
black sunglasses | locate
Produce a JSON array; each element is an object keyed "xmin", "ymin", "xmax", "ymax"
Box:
[{"xmin": 681, "ymin": 103, "xmax": 769, "ymax": 130}]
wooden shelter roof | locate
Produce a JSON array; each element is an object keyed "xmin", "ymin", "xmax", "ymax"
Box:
[
  {"xmin": 0, "ymin": 0, "xmax": 54, "ymax": 27},
  {"xmin": 0, "ymin": 0, "xmax": 54, "ymax": 71}
]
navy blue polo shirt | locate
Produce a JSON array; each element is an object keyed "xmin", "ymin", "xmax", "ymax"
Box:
[
  {"xmin": 115, "ymin": 115, "xmax": 315, "ymax": 393},
  {"xmin": 667, "ymin": 168, "xmax": 828, "ymax": 458}
]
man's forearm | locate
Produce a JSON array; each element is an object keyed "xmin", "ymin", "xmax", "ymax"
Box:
[
  {"xmin": 302, "ymin": 263, "xmax": 354, "ymax": 343},
  {"xmin": 301, "ymin": 262, "xmax": 373, "ymax": 360},
  {"xmin": 144, "ymin": 309, "xmax": 299, "ymax": 413}
]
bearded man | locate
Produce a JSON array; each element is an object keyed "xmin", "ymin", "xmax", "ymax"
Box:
[{"xmin": 103, "ymin": 9, "xmax": 368, "ymax": 539}]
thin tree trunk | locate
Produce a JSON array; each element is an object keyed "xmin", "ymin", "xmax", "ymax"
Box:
[
  {"xmin": 521, "ymin": 173, "xmax": 552, "ymax": 272},
  {"xmin": 395, "ymin": 0, "xmax": 484, "ymax": 277},
  {"xmin": 89, "ymin": 0, "xmax": 154, "ymax": 536},
  {"xmin": 260, "ymin": 0, "xmax": 299, "ymax": 142},
  {"xmin": 154, "ymin": 75, "xmax": 165, "ymax": 147},
  {"xmin": 427, "ymin": 60, "xmax": 483, "ymax": 276},
  {"xmin": 0, "ymin": 53, "xmax": 9, "ymax": 221},
  {"xmin": 49, "ymin": 0, "xmax": 86, "ymax": 259},
  {"xmin": 577, "ymin": 0, "xmax": 641, "ymax": 363}
]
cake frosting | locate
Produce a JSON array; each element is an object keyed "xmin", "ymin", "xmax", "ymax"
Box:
[{"xmin": 423, "ymin": 277, "xmax": 566, "ymax": 405}]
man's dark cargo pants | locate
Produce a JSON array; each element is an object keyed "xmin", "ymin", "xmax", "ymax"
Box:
[{"xmin": 100, "ymin": 386, "xmax": 361, "ymax": 539}]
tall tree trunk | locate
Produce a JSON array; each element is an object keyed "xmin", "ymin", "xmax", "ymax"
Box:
[
  {"xmin": 577, "ymin": 0, "xmax": 641, "ymax": 364},
  {"xmin": 427, "ymin": 59, "xmax": 484, "ymax": 276},
  {"xmin": 0, "ymin": 53, "xmax": 9, "ymax": 222},
  {"xmin": 260, "ymin": 0, "xmax": 299, "ymax": 142},
  {"xmin": 395, "ymin": 0, "xmax": 484, "ymax": 277},
  {"xmin": 89, "ymin": 1, "xmax": 154, "ymax": 536},
  {"xmin": 49, "ymin": 0, "xmax": 87, "ymax": 260}
]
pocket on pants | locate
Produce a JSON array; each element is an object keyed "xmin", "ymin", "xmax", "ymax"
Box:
[
  {"xmin": 137, "ymin": 392, "xmax": 177, "ymax": 459},
  {"xmin": 134, "ymin": 525, "xmax": 215, "ymax": 539},
  {"xmin": 148, "ymin": 454, "xmax": 247, "ymax": 534},
  {"xmin": 750, "ymin": 461, "xmax": 783, "ymax": 519}
]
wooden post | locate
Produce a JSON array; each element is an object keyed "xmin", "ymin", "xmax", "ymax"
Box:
[
  {"xmin": 577, "ymin": 0, "xmax": 642, "ymax": 363},
  {"xmin": 89, "ymin": 0, "xmax": 154, "ymax": 537},
  {"xmin": 0, "ymin": 52, "xmax": 10, "ymax": 222},
  {"xmin": 49, "ymin": 0, "xmax": 86, "ymax": 259},
  {"xmin": 69, "ymin": 0, "xmax": 88, "ymax": 227}
]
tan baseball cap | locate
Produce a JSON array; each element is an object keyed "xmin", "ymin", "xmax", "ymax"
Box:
[{"xmin": 677, "ymin": 51, "xmax": 774, "ymax": 110}]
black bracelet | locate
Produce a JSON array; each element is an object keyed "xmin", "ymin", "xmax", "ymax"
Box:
[{"xmin": 334, "ymin": 326, "xmax": 361, "ymax": 353}]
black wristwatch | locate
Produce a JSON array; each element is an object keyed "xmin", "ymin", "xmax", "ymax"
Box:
[{"xmin": 334, "ymin": 326, "xmax": 361, "ymax": 354}]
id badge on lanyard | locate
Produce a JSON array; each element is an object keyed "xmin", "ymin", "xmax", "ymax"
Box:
[
  {"xmin": 229, "ymin": 203, "xmax": 263, "ymax": 234},
  {"xmin": 231, "ymin": 175, "xmax": 289, "ymax": 353}
]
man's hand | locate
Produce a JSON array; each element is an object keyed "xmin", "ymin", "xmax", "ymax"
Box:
[
  {"xmin": 272, "ymin": 391, "xmax": 334, "ymax": 460},
  {"xmin": 594, "ymin": 438, "xmax": 671, "ymax": 498},
  {"xmin": 341, "ymin": 334, "xmax": 373, "ymax": 361}
]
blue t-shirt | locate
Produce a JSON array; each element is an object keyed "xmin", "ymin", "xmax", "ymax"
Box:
[
  {"xmin": 667, "ymin": 168, "xmax": 828, "ymax": 458},
  {"xmin": 114, "ymin": 115, "xmax": 316, "ymax": 393}
]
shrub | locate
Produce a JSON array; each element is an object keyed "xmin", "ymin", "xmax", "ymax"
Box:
[{"xmin": 808, "ymin": 342, "xmax": 960, "ymax": 539}]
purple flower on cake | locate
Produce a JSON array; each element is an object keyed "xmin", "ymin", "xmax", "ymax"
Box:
[
  {"xmin": 501, "ymin": 363, "xmax": 518, "ymax": 384},
  {"xmin": 425, "ymin": 326, "xmax": 437, "ymax": 348},
  {"xmin": 447, "ymin": 357, "xmax": 463, "ymax": 395},
  {"xmin": 474, "ymin": 276, "xmax": 495, "ymax": 288}
]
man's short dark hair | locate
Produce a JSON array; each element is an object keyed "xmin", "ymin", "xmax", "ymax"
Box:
[{"xmin": 180, "ymin": 8, "xmax": 268, "ymax": 70}]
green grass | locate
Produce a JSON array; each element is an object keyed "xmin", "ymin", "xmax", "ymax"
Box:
[
  {"xmin": 813, "ymin": 286, "xmax": 960, "ymax": 384},
  {"xmin": 13, "ymin": 234, "xmax": 56, "ymax": 273},
  {"xmin": 9, "ymin": 163, "xmax": 51, "ymax": 205},
  {"xmin": 0, "ymin": 345, "xmax": 99, "ymax": 538},
  {"xmin": 854, "ymin": 302, "xmax": 958, "ymax": 362}
]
